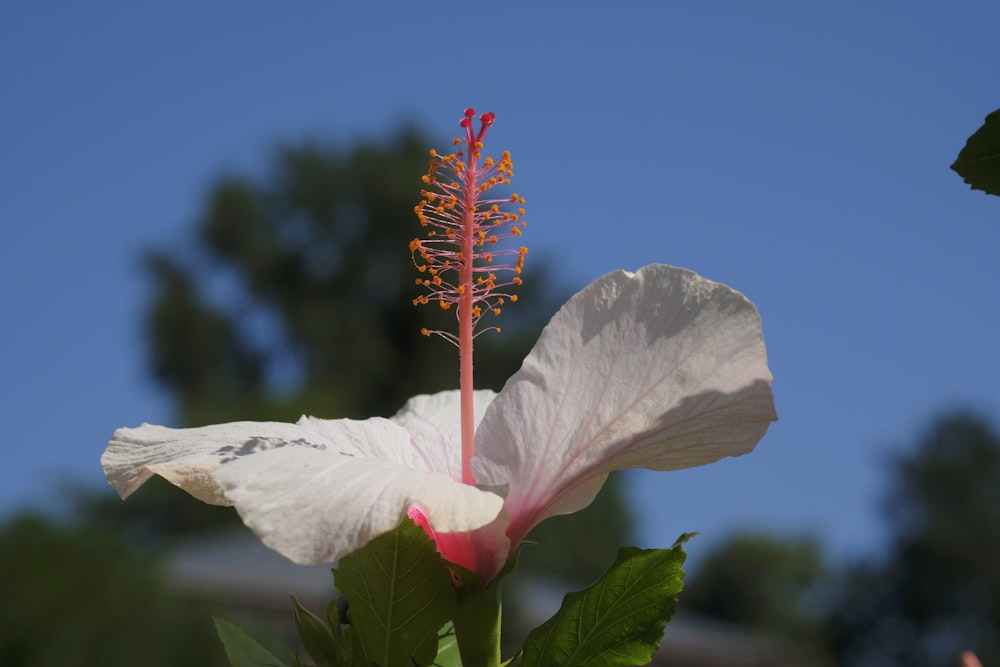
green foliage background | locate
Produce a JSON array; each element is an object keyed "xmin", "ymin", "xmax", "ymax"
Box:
[
  {"xmin": 0, "ymin": 512, "xmax": 227, "ymax": 667},
  {"xmin": 683, "ymin": 414, "xmax": 1000, "ymax": 667}
]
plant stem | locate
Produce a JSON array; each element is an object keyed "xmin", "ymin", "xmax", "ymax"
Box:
[{"xmin": 454, "ymin": 580, "xmax": 502, "ymax": 667}]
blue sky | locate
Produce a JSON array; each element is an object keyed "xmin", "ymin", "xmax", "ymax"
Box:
[{"xmin": 2, "ymin": 3, "xmax": 998, "ymax": 568}]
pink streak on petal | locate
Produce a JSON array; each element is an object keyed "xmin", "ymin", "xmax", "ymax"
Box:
[{"xmin": 473, "ymin": 264, "xmax": 776, "ymax": 553}]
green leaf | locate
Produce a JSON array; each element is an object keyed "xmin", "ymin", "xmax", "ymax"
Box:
[
  {"xmin": 325, "ymin": 598, "xmax": 341, "ymax": 630},
  {"xmin": 952, "ymin": 108, "xmax": 1000, "ymax": 197},
  {"xmin": 334, "ymin": 518, "xmax": 457, "ymax": 667},
  {"xmin": 432, "ymin": 622, "xmax": 463, "ymax": 667},
  {"xmin": 213, "ymin": 616, "xmax": 289, "ymax": 667},
  {"xmin": 292, "ymin": 594, "xmax": 344, "ymax": 667},
  {"xmin": 519, "ymin": 534, "xmax": 694, "ymax": 667}
]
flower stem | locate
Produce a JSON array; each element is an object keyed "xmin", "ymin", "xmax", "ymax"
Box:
[{"xmin": 453, "ymin": 578, "xmax": 502, "ymax": 667}]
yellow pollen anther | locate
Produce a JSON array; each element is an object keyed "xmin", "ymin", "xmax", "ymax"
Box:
[{"xmin": 413, "ymin": 115, "xmax": 526, "ymax": 345}]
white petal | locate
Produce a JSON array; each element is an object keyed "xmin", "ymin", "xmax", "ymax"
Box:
[
  {"xmin": 214, "ymin": 438, "xmax": 506, "ymax": 566},
  {"xmin": 104, "ymin": 415, "xmax": 507, "ymax": 567},
  {"xmin": 102, "ymin": 420, "xmax": 332, "ymax": 505},
  {"xmin": 473, "ymin": 264, "xmax": 777, "ymax": 544},
  {"xmin": 390, "ymin": 389, "xmax": 497, "ymax": 480},
  {"xmin": 102, "ymin": 415, "xmax": 445, "ymax": 504}
]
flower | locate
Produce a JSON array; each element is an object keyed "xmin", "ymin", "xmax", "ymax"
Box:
[
  {"xmin": 102, "ymin": 109, "xmax": 776, "ymax": 584},
  {"xmin": 102, "ymin": 263, "xmax": 776, "ymax": 583}
]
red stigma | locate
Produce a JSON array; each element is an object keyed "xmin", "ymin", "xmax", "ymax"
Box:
[
  {"xmin": 459, "ymin": 108, "xmax": 497, "ymax": 145},
  {"xmin": 460, "ymin": 107, "xmax": 475, "ymax": 129}
]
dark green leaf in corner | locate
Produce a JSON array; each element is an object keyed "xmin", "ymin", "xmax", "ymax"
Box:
[
  {"xmin": 519, "ymin": 533, "xmax": 694, "ymax": 667},
  {"xmin": 214, "ymin": 616, "xmax": 290, "ymax": 667},
  {"xmin": 951, "ymin": 108, "xmax": 1000, "ymax": 197},
  {"xmin": 334, "ymin": 518, "xmax": 457, "ymax": 667}
]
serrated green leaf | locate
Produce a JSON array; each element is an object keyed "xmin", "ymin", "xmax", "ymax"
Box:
[
  {"xmin": 952, "ymin": 108, "xmax": 1000, "ymax": 197},
  {"xmin": 292, "ymin": 594, "xmax": 344, "ymax": 667},
  {"xmin": 213, "ymin": 616, "xmax": 289, "ymax": 667},
  {"xmin": 334, "ymin": 518, "xmax": 457, "ymax": 667},
  {"xmin": 519, "ymin": 539, "xmax": 690, "ymax": 667}
]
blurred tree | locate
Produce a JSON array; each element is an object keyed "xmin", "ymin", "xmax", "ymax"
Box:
[
  {"xmin": 682, "ymin": 532, "xmax": 829, "ymax": 642},
  {"xmin": 146, "ymin": 128, "xmax": 550, "ymax": 426},
  {"xmin": 829, "ymin": 414, "xmax": 1000, "ymax": 667},
  {"xmin": 0, "ymin": 512, "xmax": 227, "ymax": 667}
]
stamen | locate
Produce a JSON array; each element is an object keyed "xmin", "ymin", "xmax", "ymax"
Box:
[
  {"xmin": 410, "ymin": 109, "xmax": 527, "ymax": 484},
  {"xmin": 411, "ymin": 111, "xmax": 527, "ymax": 339}
]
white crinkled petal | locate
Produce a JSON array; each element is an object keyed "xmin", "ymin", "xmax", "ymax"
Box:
[
  {"xmin": 102, "ymin": 419, "xmax": 339, "ymax": 505},
  {"xmin": 390, "ymin": 389, "xmax": 498, "ymax": 480},
  {"xmin": 104, "ymin": 415, "xmax": 507, "ymax": 566},
  {"xmin": 213, "ymin": 443, "xmax": 506, "ymax": 566},
  {"xmin": 473, "ymin": 264, "xmax": 777, "ymax": 543},
  {"xmin": 102, "ymin": 414, "xmax": 453, "ymax": 504}
]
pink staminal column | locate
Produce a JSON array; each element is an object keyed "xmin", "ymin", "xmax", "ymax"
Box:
[{"xmin": 410, "ymin": 108, "xmax": 528, "ymax": 485}]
